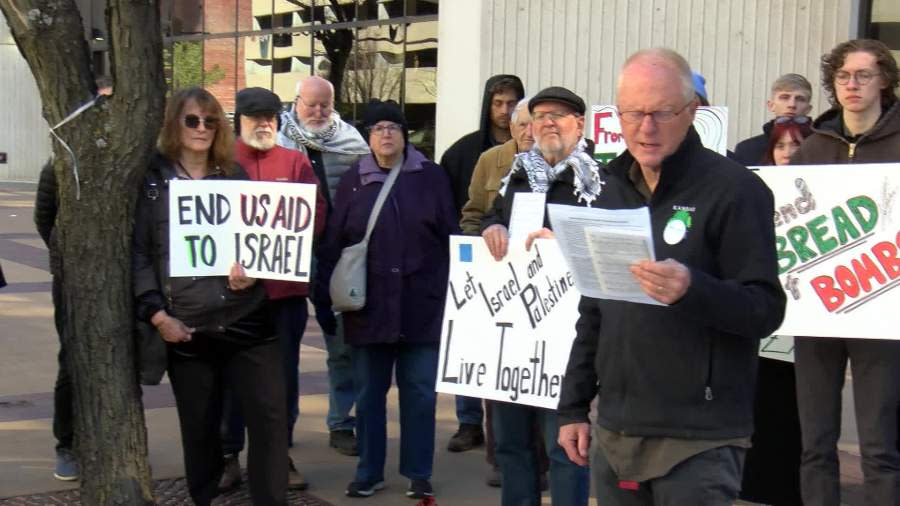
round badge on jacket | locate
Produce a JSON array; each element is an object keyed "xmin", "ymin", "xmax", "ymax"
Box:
[{"xmin": 663, "ymin": 210, "xmax": 692, "ymax": 245}]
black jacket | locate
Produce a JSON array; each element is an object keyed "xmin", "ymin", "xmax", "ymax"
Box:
[
  {"xmin": 440, "ymin": 74, "xmax": 525, "ymax": 215},
  {"xmin": 732, "ymin": 120, "xmax": 775, "ymax": 166},
  {"xmin": 34, "ymin": 161, "xmax": 61, "ymax": 275},
  {"xmin": 557, "ymin": 128, "xmax": 786, "ymax": 440},
  {"xmin": 132, "ymin": 154, "xmax": 272, "ymax": 347}
]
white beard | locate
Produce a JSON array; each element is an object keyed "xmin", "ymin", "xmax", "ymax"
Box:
[{"xmin": 242, "ymin": 128, "xmax": 276, "ymax": 151}]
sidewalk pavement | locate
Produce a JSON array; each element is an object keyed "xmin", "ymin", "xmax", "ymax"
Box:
[{"xmin": 0, "ymin": 182, "xmax": 861, "ymax": 505}]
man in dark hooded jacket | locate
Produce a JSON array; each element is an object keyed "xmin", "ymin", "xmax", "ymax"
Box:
[{"xmin": 439, "ymin": 74, "xmax": 525, "ymax": 452}]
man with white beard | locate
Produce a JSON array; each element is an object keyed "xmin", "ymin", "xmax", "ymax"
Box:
[
  {"xmin": 219, "ymin": 87, "xmax": 327, "ymax": 492},
  {"xmin": 278, "ymin": 76, "xmax": 370, "ymax": 457}
]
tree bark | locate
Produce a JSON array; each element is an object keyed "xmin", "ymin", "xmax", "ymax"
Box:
[{"xmin": 0, "ymin": 1, "xmax": 164, "ymax": 504}]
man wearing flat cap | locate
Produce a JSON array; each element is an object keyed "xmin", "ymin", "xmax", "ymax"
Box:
[
  {"xmin": 479, "ymin": 85, "xmax": 596, "ymax": 506},
  {"xmin": 219, "ymin": 87, "xmax": 327, "ymax": 492}
]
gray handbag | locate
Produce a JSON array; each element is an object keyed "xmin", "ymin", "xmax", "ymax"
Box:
[{"xmin": 329, "ymin": 159, "xmax": 402, "ymax": 312}]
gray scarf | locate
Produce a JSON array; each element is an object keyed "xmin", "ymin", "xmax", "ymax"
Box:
[
  {"xmin": 499, "ymin": 138, "xmax": 604, "ymax": 206},
  {"xmin": 279, "ymin": 109, "xmax": 369, "ymax": 156}
]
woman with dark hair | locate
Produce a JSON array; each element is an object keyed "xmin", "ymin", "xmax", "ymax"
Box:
[
  {"xmin": 133, "ymin": 87, "xmax": 287, "ymax": 506},
  {"xmin": 760, "ymin": 116, "xmax": 813, "ymax": 166},
  {"xmin": 318, "ymin": 100, "xmax": 458, "ymax": 500}
]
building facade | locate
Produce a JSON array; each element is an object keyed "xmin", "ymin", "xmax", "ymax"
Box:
[{"xmin": 1, "ymin": 0, "xmax": 898, "ymax": 181}]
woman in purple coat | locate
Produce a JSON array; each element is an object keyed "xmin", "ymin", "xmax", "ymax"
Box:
[{"xmin": 317, "ymin": 100, "xmax": 458, "ymax": 500}]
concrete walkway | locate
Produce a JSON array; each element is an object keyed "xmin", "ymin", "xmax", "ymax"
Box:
[{"xmin": 0, "ymin": 182, "xmax": 862, "ymax": 505}]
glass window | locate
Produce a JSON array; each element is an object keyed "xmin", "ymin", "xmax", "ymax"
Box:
[
  {"xmin": 241, "ymin": 0, "xmax": 267, "ymax": 32},
  {"xmin": 205, "ymin": 0, "xmax": 238, "ymax": 35},
  {"xmin": 276, "ymin": 0, "xmax": 313, "ymax": 29},
  {"xmin": 166, "ymin": 0, "xmax": 203, "ymax": 36},
  {"xmin": 312, "ymin": 27, "xmax": 353, "ymax": 116},
  {"xmin": 356, "ymin": 0, "xmax": 404, "ymax": 20},
  {"xmin": 404, "ymin": 20, "xmax": 437, "ymax": 158},
  {"xmin": 347, "ymin": 24, "xmax": 404, "ymax": 114},
  {"xmin": 406, "ymin": 0, "xmax": 438, "ymax": 16},
  {"xmin": 166, "ymin": 40, "xmax": 207, "ymax": 90},
  {"xmin": 204, "ymin": 37, "xmax": 239, "ymax": 113},
  {"xmin": 241, "ymin": 34, "xmax": 274, "ymax": 92}
]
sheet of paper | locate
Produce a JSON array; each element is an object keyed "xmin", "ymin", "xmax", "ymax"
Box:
[
  {"xmin": 547, "ymin": 204, "xmax": 662, "ymax": 305},
  {"xmin": 508, "ymin": 192, "xmax": 547, "ymax": 241}
]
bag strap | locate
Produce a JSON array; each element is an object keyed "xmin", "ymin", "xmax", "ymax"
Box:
[{"xmin": 360, "ymin": 157, "xmax": 403, "ymax": 245}]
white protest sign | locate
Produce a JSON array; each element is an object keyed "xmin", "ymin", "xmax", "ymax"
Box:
[
  {"xmin": 756, "ymin": 163, "xmax": 900, "ymax": 340},
  {"xmin": 436, "ymin": 236, "xmax": 580, "ymax": 409},
  {"xmin": 589, "ymin": 106, "xmax": 728, "ymax": 164},
  {"xmin": 168, "ymin": 179, "xmax": 317, "ymax": 282}
]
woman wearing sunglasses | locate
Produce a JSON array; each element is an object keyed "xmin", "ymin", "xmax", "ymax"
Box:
[
  {"xmin": 760, "ymin": 115, "xmax": 813, "ymax": 166},
  {"xmin": 133, "ymin": 87, "xmax": 288, "ymax": 505}
]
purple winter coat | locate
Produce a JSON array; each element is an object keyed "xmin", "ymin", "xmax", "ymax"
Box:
[{"xmin": 317, "ymin": 146, "xmax": 459, "ymax": 346}]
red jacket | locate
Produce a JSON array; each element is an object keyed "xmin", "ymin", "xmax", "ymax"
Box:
[{"xmin": 236, "ymin": 138, "xmax": 327, "ymax": 299}]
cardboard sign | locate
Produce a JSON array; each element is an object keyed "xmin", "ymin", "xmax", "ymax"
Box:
[
  {"xmin": 756, "ymin": 163, "xmax": 900, "ymax": 340},
  {"xmin": 436, "ymin": 237, "xmax": 580, "ymax": 409},
  {"xmin": 589, "ymin": 106, "xmax": 728, "ymax": 164},
  {"xmin": 168, "ymin": 179, "xmax": 317, "ymax": 282}
]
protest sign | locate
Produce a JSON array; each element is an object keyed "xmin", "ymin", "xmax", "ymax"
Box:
[
  {"xmin": 589, "ymin": 105, "xmax": 728, "ymax": 164},
  {"xmin": 756, "ymin": 163, "xmax": 900, "ymax": 340},
  {"xmin": 168, "ymin": 179, "xmax": 317, "ymax": 282},
  {"xmin": 436, "ymin": 237, "xmax": 580, "ymax": 409}
]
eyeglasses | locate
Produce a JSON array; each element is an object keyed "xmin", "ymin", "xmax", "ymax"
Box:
[
  {"xmin": 835, "ymin": 70, "xmax": 879, "ymax": 86},
  {"xmin": 618, "ymin": 101, "xmax": 694, "ymax": 124},
  {"xmin": 532, "ymin": 111, "xmax": 577, "ymax": 123},
  {"xmin": 183, "ymin": 114, "xmax": 219, "ymax": 130},
  {"xmin": 369, "ymin": 124, "xmax": 402, "ymax": 136},
  {"xmin": 775, "ymin": 115, "xmax": 810, "ymax": 125}
]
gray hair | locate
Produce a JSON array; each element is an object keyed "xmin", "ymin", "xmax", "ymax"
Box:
[
  {"xmin": 295, "ymin": 75, "xmax": 335, "ymax": 100},
  {"xmin": 510, "ymin": 97, "xmax": 531, "ymax": 123},
  {"xmin": 618, "ymin": 47, "xmax": 695, "ymax": 102}
]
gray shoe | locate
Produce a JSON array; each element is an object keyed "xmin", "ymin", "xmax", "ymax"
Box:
[
  {"xmin": 217, "ymin": 454, "xmax": 242, "ymax": 493},
  {"xmin": 329, "ymin": 430, "xmax": 359, "ymax": 456},
  {"xmin": 53, "ymin": 449, "xmax": 78, "ymax": 481}
]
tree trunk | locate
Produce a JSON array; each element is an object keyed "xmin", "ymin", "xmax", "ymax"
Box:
[{"xmin": 0, "ymin": 1, "xmax": 165, "ymax": 504}]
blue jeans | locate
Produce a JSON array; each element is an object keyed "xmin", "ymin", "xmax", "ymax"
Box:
[
  {"xmin": 221, "ymin": 297, "xmax": 309, "ymax": 453},
  {"xmin": 493, "ymin": 403, "xmax": 590, "ymax": 506},
  {"xmin": 318, "ymin": 306, "xmax": 356, "ymax": 432},
  {"xmin": 353, "ymin": 342, "xmax": 439, "ymax": 483},
  {"xmin": 455, "ymin": 395, "xmax": 485, "ymax": 426}
]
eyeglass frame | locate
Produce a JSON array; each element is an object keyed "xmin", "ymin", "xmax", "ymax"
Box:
[
  {"xmin": 834, "ymin": 69, "xmax": 880, "ymax": 86},
  {"xmin": 183, "ymin": 114, "xmax": 220, "ymax": 130},
  {"xmin": 368, "ymin": 123, "xmax": 402, "ymax": 136},
  {"xmin": 532, "ymin": 111, "xmax": 580, "ymax": 124},
  {"xmin": 618, "ymin": 100, "xmax": 695, "ymax": 125}
]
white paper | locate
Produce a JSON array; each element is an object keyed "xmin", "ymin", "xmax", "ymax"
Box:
[
  {"xmin": 547, "ymin": 204, "xmax": 661, "ymax": 305},
  {"xmin": 508, "ymin": 192, "xmax": 547, "ymax": 241}
]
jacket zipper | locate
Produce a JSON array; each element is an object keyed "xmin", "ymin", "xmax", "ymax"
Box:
[
  {"xmin": 704, "ymin": 336, "xmax": 714, "ymax": 401},
  {"xmin": 848, "ymin": 142, "xmax": 856, "ymax": 161}
]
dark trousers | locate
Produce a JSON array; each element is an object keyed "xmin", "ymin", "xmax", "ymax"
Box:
[
  {"xmin": 168, "ymin": 338, "xmax": 288, "ymax": 506},
  {"xmin": 795, "ymin": 337, "xmax": 900, "ymax": 506},
  {"xmin": 592, "ymin": 438, "xmax": 745, "ymax": 506},
  {"xmin": 741, "ymin": 357, "xmax": 803, "ymax": 505},
  {"xmin": 51, "ymin": 275, "xmax": 73, "ymax": 451},
  {"xmin": 221, "ymin": 297, "xmax": 309, "ymax": 453},
  {"xmin": 353, "ymin": 342, "xmax": 438, "ymax": 483},
  {"xmin": 493, "ymin": 403, "xmax": 589, "ymax": 506}
]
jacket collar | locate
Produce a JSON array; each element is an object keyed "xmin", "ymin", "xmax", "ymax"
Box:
[
  {"xmin": 811, "ymin": 100, "xmax": 900, "ymax": 143},
  {"xmin": 607, "ymin": 127, "xmax": 704, "ymax": 198},
  {"xmin": 235, "ymin": 138, "xmax": 275, "ymax": 160},
  {"xmin": 359, "ymin": 145, "xmax": 428, "ymax": 185}
]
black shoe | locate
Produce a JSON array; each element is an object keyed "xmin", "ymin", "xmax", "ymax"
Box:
[
  {"xmin": 345, "ymin": 480, "xmax": 385, "ymax": 497},
  {"xmin": 330, "ymin": 429, "xmax": 359, "ymax": 456},
  {"xmin": 288, "ymin": 457, "xmax": 309, "ymax": 491},
  {"xmin": 447, "ymin": 423, "xmax": 484, "ymax": 452},
  {"xmin": 406, "ymin": 479, "xmax": 434, "ymax": 499},
  {"xmin": 217, "ymin": 454, "xmax": 242, "ymax": 493},
  {"xmin": 486, "ymin": 466, "xmax": 501, "ymax": 488}
]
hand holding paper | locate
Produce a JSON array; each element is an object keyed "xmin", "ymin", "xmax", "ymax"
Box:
[
  {"xmin": 630, "ymin": 259, "xmax": 691, "ymax": 305},
  {"xmin": 482, "ymin": 224, "xmax": 510, "ymax": 261}
]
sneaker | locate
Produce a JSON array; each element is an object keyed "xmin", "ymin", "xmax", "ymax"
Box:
[
  {"xmin": 406, "ymin": 479, "xmax": 434, "ymax": 499},
  {"xmin": 288, "ymin": 457, "xmax": 309, "ymax": 491},
  {"xmin": 330, "ymin": 429, "xmax": 359, "ymax": 456},
  {"xmin": 53, "ymin": 449, "xmax": 78, "ymax": 481},
  {"xmin": 485, "ymin": 466, "xmax": 501, "ymax": 488},
  {"xmin": 217, "ymin": 454, "xmax": 242, "ymax": 493},
  {"xmin": 345, "ymin": 480, "xmax": 385, "ymax": 497},
  {"xmin": 446, "ymin": 423, "xmax": 484, "ymax": 452}
]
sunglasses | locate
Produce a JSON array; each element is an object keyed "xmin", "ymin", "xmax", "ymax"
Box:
[
  {"xmin": 183, "ymin": 114, "xmax": 220, "ymax": 129},
  {"xmin": 775, "ymin": 115, "xmax": 810, "ymax": 125}
]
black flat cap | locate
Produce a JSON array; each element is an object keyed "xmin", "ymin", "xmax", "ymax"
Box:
[
  {"xmin": 528, "ymin": 86, "xmax": 586, "ymax": 115},
  {"xmin": 235, "ymin": 87, "xmax": 283, "ymax": 115}
]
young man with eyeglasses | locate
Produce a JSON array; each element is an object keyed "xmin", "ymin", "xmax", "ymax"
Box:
[
  {"xmin": 733, "ymin": 73, "xmax": 813, "ymax": 166},
  {"xmin": 557, "ymin": 48, "xmax": 785, "ymax": 505},
  {"xmin": 790, "ymin": 38, "xmax": 900, "ymax": 506},
  {"xmin": 277, "ymin": 76, "xmax": 370, "ymax": 458}
]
